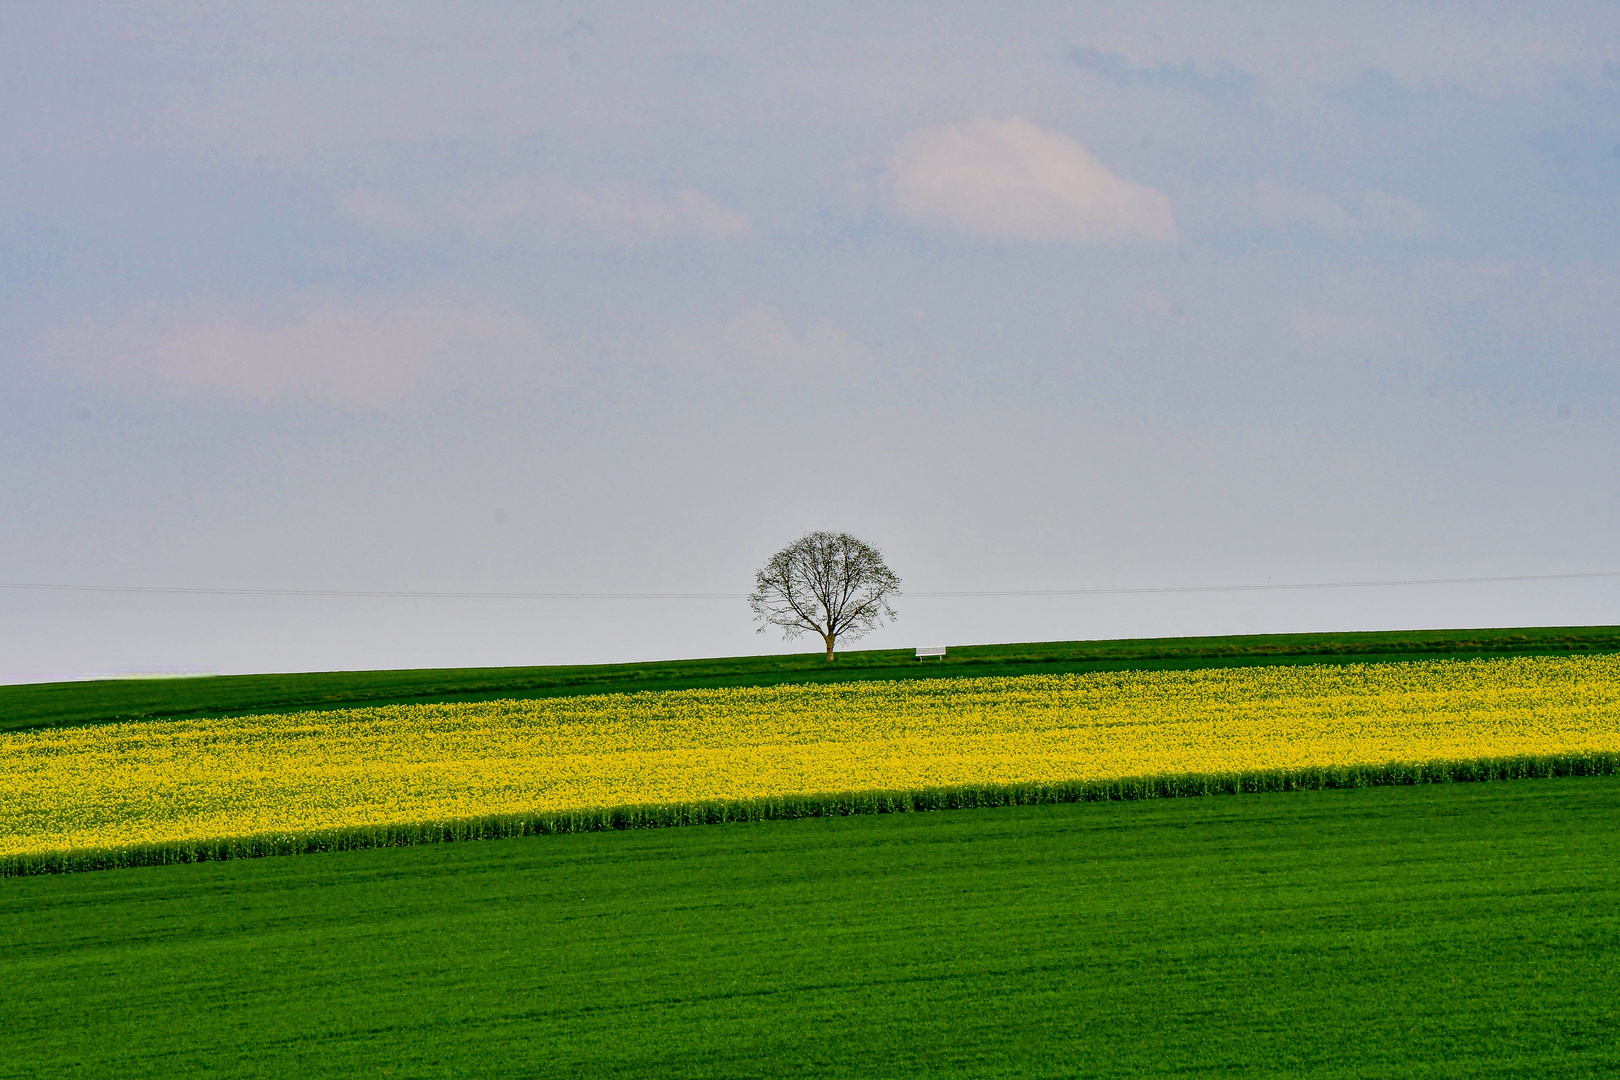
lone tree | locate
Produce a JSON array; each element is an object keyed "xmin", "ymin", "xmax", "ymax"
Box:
[{"xmin": 749, "ymin": 531, "xmax": 900, "ymax": 662}]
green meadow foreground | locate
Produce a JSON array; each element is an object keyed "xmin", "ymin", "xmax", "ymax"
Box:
[
  {"xmin": 5, "ymin": 780, "xmax": 1618, "ymax": 1079},
  {"xmin": 6, "ymin": 630, "xmax": 1619, "ymax": 1075}
]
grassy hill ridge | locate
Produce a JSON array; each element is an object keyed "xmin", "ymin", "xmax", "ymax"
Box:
[{"xmin": 5, "ymin": 624, "xmax": 1620, "ymax": 734}]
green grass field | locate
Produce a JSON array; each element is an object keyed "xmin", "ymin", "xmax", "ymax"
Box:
[
  {"xmin": 6, "ymin": 778, "xmax": 1618, "ymax": 1079},
  {"xmin": 9, "ymin": 628, "xmax": 1619, "ymax": 1075},
  {"xmin": 6, "ymin": 624, "xmax": 1620, "ymax": 732}
]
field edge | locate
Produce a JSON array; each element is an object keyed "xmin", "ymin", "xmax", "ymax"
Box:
[
  {"xmin": 7, "ymin": 750, "xmax": 1616, "ymax": 878},
  {"xmin": 11, "ymin": 624, "xmax": 1620, "ymax": 734}
]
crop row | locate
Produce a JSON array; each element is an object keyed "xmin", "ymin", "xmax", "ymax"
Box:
[
  {"xmin": 4, "ymin": 654, "xmax": 1619, "ymax": 875},
  {"xmin": 5, "ymin": 753, "xmax": 1617, "ymax": 876}
]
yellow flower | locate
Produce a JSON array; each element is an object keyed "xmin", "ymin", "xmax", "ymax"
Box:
[{"xmin": 3, "ymin": 655, "xmax": 1618, "ymax": 862}]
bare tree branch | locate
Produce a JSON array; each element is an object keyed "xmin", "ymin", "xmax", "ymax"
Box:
[{"xmin": 748, "ymin": 531, "xmax": 900, "ymax": 661}]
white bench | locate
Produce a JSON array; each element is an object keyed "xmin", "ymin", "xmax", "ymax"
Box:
[{"xmin": 916, "ymin": 646, "xmax": 947, "ymax": 660}]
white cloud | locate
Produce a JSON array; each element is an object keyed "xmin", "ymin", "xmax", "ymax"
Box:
[
  {"xmin": 344, "ymin": 179, "xmax": 748, "ymax": 245},
  {"xmin": 888, "ymin": 117, "xmax": 1177, "ymax": 245},
  {"xmin": 39, "ymin": 296, "xmax": 557, "ymax": 408}
]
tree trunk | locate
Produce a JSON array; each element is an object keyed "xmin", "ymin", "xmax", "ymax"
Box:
[{"xmin": 823, "ymin": 633, "xmax": 836, "ymax": 662}]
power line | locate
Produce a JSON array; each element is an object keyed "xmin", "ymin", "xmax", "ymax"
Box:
[
  {"xmin": 1, "ymin": 569, "xmax": 1618, "ymax": 601},
  {"xmin": 910, "ymin": 570, "xmax": 1620, "ymax": 596},
  {"xmin": 0, "ymin": 583, "xmax": 741, "ymax": 600}
]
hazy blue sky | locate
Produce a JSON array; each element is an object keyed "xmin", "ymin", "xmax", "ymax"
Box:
[{"xmin": 5, "ymin": 2, "xmax": 1619, "ymax": 682}]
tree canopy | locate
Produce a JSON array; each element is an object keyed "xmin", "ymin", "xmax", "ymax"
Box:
[{"xmin": 749, "ymin": 532, "xmax": 900, "ymax": 661}]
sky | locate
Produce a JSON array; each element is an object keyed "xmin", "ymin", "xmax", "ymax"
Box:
[{"xmin": 4, "ymin": 2, "xmax": 1620, "ymax": 683}]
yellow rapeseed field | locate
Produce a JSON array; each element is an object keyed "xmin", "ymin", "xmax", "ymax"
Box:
[{"xmin": 4, "ymin": 655, "xmax": 1619, "ymax": 860}]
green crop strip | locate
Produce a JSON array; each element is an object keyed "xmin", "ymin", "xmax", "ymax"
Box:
[
  {"xmin": 7, "ymin": 751, "xmax": 1615, "ymax": 877},
  {"xmin": 7, "ymin": 779, "xmax": 1620, "ymax": 1078},
  {"xmin": 6, "ymin": 624, "xmax": 1620, "ymax": 733}
]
